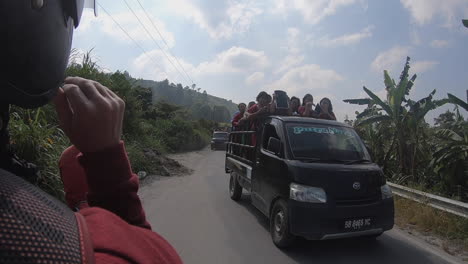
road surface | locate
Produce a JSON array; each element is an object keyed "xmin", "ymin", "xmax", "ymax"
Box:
[{"xmin": 140, "ymin": 148, "xmax": 462, "ymax": 264}]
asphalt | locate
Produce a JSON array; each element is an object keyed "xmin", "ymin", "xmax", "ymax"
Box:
[{"xmin": 140, "ymin": 148, "xmax": 462, "ymax": 264}]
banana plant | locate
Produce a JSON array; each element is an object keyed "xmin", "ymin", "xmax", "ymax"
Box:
[
  {"xmin": 344, "ymin": 57, "xmax": 418, "ymax": 175},
  {"xmin": 344, "ymin": 57, "xmax": 451, "ymax": 178},
  {"xmin": 430, "ymin": 114, "xmax": 468, "ymax": 198}
]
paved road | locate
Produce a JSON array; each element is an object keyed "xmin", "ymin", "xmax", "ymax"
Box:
[{"xmin": 140, "ymin": 148, "xmax": 462, "ymax": 264}]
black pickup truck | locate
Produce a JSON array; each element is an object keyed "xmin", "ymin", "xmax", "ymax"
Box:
[{"xmin": 225, "ymin": 116, "xmax": 394, "ymax": 248}]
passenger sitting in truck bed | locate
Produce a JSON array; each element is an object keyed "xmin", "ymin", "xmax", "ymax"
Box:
[
  {"xmin": 244, "ymin": 91, "xmax": 272, "ymax": 122},
  {"xmin": 247, "ymin": 101, "xmax": 256, "ymax": 112},
  {"xmin": 231, "ymin": 103, "xmax": 247, "ymax": 130},
  {"xmin": 240, "ymin": 91, "xmax": 272, "ymax": 146},
  {"xmin": 289, "ymin": 96, "xmax": 301, "ymax": 116},
  {"xmin": 315, "ymin": 97, "xmax": 337, "ymax": 120},
  {"xmin": 298, "ymin": 94, "xmax": 318, "ymax": 118},
  {"xmin": 270, "ymin": 90, "xmax": 296, "ymax": 116}
]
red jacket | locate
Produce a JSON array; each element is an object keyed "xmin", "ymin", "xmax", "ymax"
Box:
[
  {"xmin": 231, "ymin": 111, "xmax": 245, "ymax": 128},
  {"xmin": 60, "ymin": 142, "xmax": 182, "ymax": 264}
]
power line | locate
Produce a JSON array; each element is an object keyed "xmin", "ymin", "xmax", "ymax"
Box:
[
  {"xmin": 133, "ymin": 0, "xmax": 194, "ymax": 85},
  {"xmin": 122, "ymin": 0, "xmax": 190, "ymax": 85},
  {"xmin": 97, "ymin": 3, "xmax": 165, "ymax": 75}
]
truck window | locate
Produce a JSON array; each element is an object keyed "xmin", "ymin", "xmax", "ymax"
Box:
[
  {"xmin": 262, "ymin": 123, "xmax": 282, "ymax": 154},
  {"xmin": 285, "ymin": 123, "xmax": 370, "ymax": 161}
]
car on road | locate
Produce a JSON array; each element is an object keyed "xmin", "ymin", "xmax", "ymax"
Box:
[
  {"xmin": 211, "ymin": 131, "xmax": 229, "ymax": 150},
  {"xmin": 225, "ymin": 116, "xmax": 394, "ymax": 248}
]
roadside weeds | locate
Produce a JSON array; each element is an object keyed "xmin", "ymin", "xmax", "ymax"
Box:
[{"xmin": 395, "ymin": 196, "xmax": 468, "ymax": 260}]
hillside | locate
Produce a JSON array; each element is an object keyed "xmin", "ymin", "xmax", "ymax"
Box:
[{"xmin": 134, "ymin": 77, "xmax": 238, "ymax": 122}]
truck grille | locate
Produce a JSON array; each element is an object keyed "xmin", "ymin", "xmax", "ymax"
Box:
[{"xmin": 335, "ymin": 194, "xmax": 380, "ymax": 206}]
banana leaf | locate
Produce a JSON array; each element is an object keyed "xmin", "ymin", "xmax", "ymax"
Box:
[
  {"xmin": 384, "ymin": 70, "xmax": 395, "ymax": 92},
  {"xmin": 355, "ymin": 114, "xmax": 391, "ymax": 126},
  {"xmin": 448, "ymin": 93, "xmax": 468, "ymax": 111},
  {"xmin": 343, "ymin": 98, "xmax": 372, "ymax": 105},
  {"xmin": 363, "ymin": 86, "xmax": 393, "ymax": 117}
]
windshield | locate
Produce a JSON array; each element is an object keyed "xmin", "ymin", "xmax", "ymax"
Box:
[
  {"xmin": 213, "ymin": 133, "xmax": 228, "ymax": 139},
  {"xmin": 286, "ymin": 123, "xmax": 370, "ymax": 162}
]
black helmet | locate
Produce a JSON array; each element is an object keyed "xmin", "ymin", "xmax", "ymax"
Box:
[{"xmin": 0, "ymin": 0, "xmax": 85, "ymax": 108}]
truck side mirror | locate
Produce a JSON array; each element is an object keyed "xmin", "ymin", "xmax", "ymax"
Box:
[{"xmin": 267, "ymin": 137, "xmax": 281, "ymax": 155}]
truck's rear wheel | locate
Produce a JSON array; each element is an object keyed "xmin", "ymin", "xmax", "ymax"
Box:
[
  {"xmin": 270, "ymin": 199, "xmax": 296, "ymax": 248},
  {"xmin": 229, "ymin": 172, "xmax": 242, "ymax": 201}
]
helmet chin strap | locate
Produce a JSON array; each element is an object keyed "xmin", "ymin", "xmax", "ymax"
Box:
[{"xmin": 0, "ymin": 104, "xmax": 39, "ymax": 183}]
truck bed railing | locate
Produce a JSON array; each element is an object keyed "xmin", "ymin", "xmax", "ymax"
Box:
[
  {"xmin": 226, "ymin": 128, "xmax": 257, "ymax": 164},
  {"xmin": 229, "ymin": 131, "xmax": 256, "ymax": 134},
  {"xmin": 226, "ymin": 153, "xmax": 254, "ymax": 166},
  {"xmin": 227, "ymin": 142, "xmax": 255, "ymax": 149}
]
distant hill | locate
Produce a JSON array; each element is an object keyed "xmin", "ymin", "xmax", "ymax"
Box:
[{"xmin": 134, "ymin": 78, "xmax": 238, "ymax": 123}]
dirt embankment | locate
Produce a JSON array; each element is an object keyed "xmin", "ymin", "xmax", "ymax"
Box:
[{"xmin": 137, "ymin": 148, "xmax": 193, "ymax": 184}]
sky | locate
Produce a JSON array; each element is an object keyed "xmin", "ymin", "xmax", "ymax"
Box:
[{"xmin": 72, "ymin": 0, "xmax": 468, "ymax": 122}]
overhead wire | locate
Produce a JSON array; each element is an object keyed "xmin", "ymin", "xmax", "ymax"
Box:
[
  {"xmin": 97, "ymin": 3, "xmax": 166, "ymax": 75},
  {"xmin": 122, "ymin": 0, "xmax": 190, "ymax": 85},
  {"xmin": 133, "ymin": 0, "xmax": 195, "ymax": 85}
]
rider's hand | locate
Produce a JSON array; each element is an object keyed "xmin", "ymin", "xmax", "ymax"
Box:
[{"xmin": 53, "ymin": 77, "xmax": 125, "ymax": 153}]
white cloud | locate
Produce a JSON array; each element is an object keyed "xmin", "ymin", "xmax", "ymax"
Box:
[
  {"xmin": 246, "ymin": 72, "xmax": 265, "ymax": 85},
  {"xmin": 265, "ymin": 64, "xmax": 344, "ymax": 96},
  {"xmin": 371, "ymin": 46, "xmax": 439, "ymax": 75},
  {"xmin": 275, "ymin": 55, "xmax": 305, "ymax": 74},
  {"xmin": 317, "ymin": 25, "xmax": 374, "ymax": 46},
  {"xmin": 132, "ymin": 46, "xmax": 269, "ymax": 83},
  {"xmin": 431, "ymin": 39, "xmax": 450, "ymax": 48},
  {"xmin": 371, "ymin": 46, "xmax": 411, "ymax": 73},
  {"xmin": 132, "ymin": 49, "xmax": 186, "ymax": 82},
  {"xmin": 411, "ymin": 61, "xmax": 439, "ymax": 73},
  {"xmin": 196, "ymin": 46, "xmax": 269, "ymax": 74},
  {"xmin": 410, "ymin": 29, "xmax": 421, "ymax": 45},
  {"xmin": 286, "ymin": 28, "xmax": 302, "ymax": 54},
  {"xmin": 280, "ymin": 27, "xmax": 313, "ymax": 55},
  {"xmin": 400, "ymin": 0, "xmax": 468, "ymax": 27},
  {"xmin": 166, "ymin": 0, "xmax": 263, "ymax": 39},
  {"xmin": 75, "ymin": 9, "xmax": 176, "ymax": 47},
  {"xmin": 272, "ymin": 0, "xmax": 358, "ymax": 24}
]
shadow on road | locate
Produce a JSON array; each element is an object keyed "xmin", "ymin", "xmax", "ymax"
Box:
[{"xmin": 235, "ymin": 194, "xmax": 444, "ymax": 264}]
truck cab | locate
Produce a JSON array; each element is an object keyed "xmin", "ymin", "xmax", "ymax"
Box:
[{"xmin": 225, "ymin": 116, "xmax": 394, "ymax": 248}]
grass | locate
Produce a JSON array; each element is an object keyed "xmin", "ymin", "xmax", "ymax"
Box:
[{"xmin": 394, "ymin": 196, "xmax": 468, "ymax": 253}]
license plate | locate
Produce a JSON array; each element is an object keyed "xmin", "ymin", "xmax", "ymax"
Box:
[{"xmin": 343, "ymin": 218, "xmax": 372, "ymax": 231}]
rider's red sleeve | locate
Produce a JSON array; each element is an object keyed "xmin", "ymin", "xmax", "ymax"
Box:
[
  {"xmin": 78, "ymin": 141, "xmax": 151, "ymax": 229},
  {"xmin": 81, "ymin": 207, "xmax": 182, "ymax": 264},
  {"xmin": 59, "ymin": 146, "xmax": 88, "ymax": 209}
]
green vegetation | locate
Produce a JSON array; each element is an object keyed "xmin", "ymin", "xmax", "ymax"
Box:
[
  {"xmin": 395, "ymin": 196, "xmax": 468, "ymax": 252},
  {"xmin": 7, "ymin": 51, "xmax": 223, "ymax": 199},
  {"xmin": 344, "ymin": 57, "xmax": 468, "ymax": 201}
]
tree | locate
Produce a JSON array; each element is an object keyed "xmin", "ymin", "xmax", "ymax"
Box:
[{"xmin": 434, "ymin": 110, "xmax": 456, "ymax": 128}]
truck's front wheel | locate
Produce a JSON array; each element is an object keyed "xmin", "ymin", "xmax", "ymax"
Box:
[
  {"xmin": 270, "ymin": 199, "xmax": 296, "ymax": 248},
  {"xmin": 229, "ymin": 172, "xmax": 242, "ymax": 201}
]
